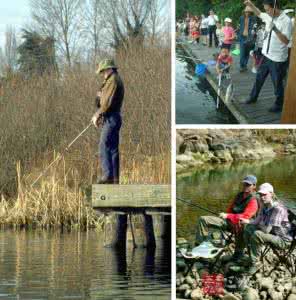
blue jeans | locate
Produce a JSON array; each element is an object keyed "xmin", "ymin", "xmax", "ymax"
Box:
[
  {"xmin": 99, "ymin": 112, "xmax": 122, "ymax": 182},
  {"xmin": 240, "ymin": 37, "xmax": 250, "ymax": 69},
  {"xmin": 250, "ymin": 56, "xmax": 288, "ymax": 107}
]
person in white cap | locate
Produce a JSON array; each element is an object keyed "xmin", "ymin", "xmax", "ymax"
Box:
[
  {"xmin": 222, "ymin": 18, "xmax": 236, "ymax": 50},
  {"xmin": 196, "ymin": 175, "xmax": 259, "ymax": 261},
  {"xmin": 239, "ymin": 183, "xmax": 293, "ymax": 274}
]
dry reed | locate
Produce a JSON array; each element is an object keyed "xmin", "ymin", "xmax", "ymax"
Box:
[{"xmin": 0, "ymin": 44, "xmax": 171, "ymax": 227}]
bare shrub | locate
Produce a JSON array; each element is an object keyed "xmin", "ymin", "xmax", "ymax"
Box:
[{"xmin": 0, "ymin": 43, "xmax": 170, "ymax": 226}]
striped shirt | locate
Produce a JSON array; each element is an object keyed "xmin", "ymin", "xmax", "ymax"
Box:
[{"xmin": 251, "ymin": 201, "xmax": 292, "ymax": 241}]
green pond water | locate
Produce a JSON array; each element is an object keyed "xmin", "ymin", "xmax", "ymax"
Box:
[
  {"xmin": 0, "ymin": 230, "xmax": 171, "ymax": 300},
  {"xmin": 177, "ymin": 155, "xmax": 296, "ymax": 242}
]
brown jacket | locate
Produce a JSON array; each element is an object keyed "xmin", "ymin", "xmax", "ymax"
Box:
[{"xmin": 98, "ymin": 71, "xmax": 124, "ymax": 114}]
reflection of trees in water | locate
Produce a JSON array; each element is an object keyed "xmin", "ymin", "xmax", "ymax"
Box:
[
  {"xmin": 177, "ymin": 156, "xmax": 296, "ymax": 240},
  {"xmin": 0, "ymin": 230, "xmax": 170, "ymax": 299}
]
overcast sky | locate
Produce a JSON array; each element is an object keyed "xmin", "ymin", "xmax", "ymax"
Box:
[
  {"xmin": 0, "ymin": 1, "xmax": 30, "ymax": 48},
  {"xmin": 0, "ymin": 0, "xmax": 171, "ymax": 50}
]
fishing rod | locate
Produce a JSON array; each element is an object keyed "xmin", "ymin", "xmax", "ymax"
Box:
[
  {"xmin": 176, "ymin": 197, "xmax": 219, "ymax": 216},
  {"xmin": 178, "ymin": 54, "xmax": 203, "ymax": 63},
  {"xmin": 267, "ymin": 0, "xmax": 277, "ymax": 54},
  {"xmin": 31, "ymin": 122, "xmax": 93, "ymax": 188}
]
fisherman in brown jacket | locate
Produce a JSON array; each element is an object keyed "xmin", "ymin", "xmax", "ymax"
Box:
[{"xmin": 92, "ymin": 59, "xmax": 124, "ymax": 184}]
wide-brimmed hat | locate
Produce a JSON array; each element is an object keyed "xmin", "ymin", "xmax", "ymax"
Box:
[
  {"xmin": 225, "ymin": 17, "xmax": 232, "ymax": 23},
  {"xmin": 244, "ymin": 6, "xmax": 253, "ymax": 13},
  {"xmin": 96, "ymin": 59, "xmax": 117, "ymax": 74}
]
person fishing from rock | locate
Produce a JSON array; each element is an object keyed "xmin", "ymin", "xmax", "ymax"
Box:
[
  {"xmin": 238, "ymin": 183, "xmax": 293, "ymax": 274},
  {"xmin": 92, "ymin": 59, "xmax": 124, "ymax": 184},
  {"xmin": 244, "ymin": 0, "xmax": 293, "ymax": 113},
  {"xmin": 196, "ymin": 175, "xmax": 259, "ymax": 261}
]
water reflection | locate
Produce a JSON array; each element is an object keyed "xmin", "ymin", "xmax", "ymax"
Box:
[
  {"xmin": 0, "ymin": 230, "xmax": 171, "ymax": 300},
  {"xmin": 176, "ymin": 48, "xmax": 237, "ymax": 124},
  {"xmin": 177, "ymin": 155, "xmax": 296, "ymax": 241}
]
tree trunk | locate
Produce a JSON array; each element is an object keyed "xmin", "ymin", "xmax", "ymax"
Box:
[{"xmin": 281, "ymin": 29, "xmax": 296, "ymax": 123}]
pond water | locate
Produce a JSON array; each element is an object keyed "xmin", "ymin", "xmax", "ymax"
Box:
[
  {"xmin": 175, "ymin": 48, "xmax": 237, "ymax": 124},
  {"xmin": 0, "ymin": 230, "xmax": 171, "ymax": 300},
  {"xmin": 177, "ymin": 155, "xmax": 296, "ymax": 241}
]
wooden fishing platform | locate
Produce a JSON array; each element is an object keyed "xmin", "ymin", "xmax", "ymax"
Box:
[
  {"xmin": 177, "ymin": 36, "xmax": 283, "ymax": 124},
  {"xmin": 92, "ymin": 184, "xmax": 171, "ymax": 212},
  {"xmin": 92, "ymin": 184, "xmax": 171, "ymax": 249}
]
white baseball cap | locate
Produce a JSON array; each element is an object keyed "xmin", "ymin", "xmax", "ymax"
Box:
[
  {"xmin": 284, "ymin": 9, "xmax": 294, "ymax": 14},
  {"xmin": 258, "ymin": 183, "xmax": 274, "ymax": 194},
  {"xmin": 225, "ymin": 18, "xmax": 232, "ymax": 23}
]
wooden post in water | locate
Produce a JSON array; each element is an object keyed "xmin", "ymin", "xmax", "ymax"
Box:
[
  {"xmin": 92, "ymin": 184, "xmax": 171, "ymax": 249},
  {"xmin": 281, "ymin": 29, "xmax": 296, "ymax": 123},
  {"xmin": 104, "ymin": 212, "xmax": 128, "ymax": 248},
  {"xmin": 143, "ymin": 214, "xmax": 156, "ymax": 249}
]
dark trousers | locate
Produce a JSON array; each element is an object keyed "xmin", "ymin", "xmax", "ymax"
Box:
[
  {"xmin": 240, "ymin": 37, "xmax": 250, "ymax": 69},
  {"xmin": 99, "ymin": 112, "xmax": 122, "ymax": 182},
  {"xmin": 250, "ymin": 56, "xmax": 288, "ymax": 107},
  {"xmin": 208, "ymin": 25, "xmax": 218, "ymax": 47},
  {"xmin": 221, "ymin": 43, "xmax": 232, "ymax": 50}
]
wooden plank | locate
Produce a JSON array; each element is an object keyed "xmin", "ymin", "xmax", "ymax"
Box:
[
  {"xmin": 92, "ymin": 184, "xmax": 171, "ymax": 208},
  {"xmin": 145, "ymin": 209, "xmax": 171, "ymax": 216}
]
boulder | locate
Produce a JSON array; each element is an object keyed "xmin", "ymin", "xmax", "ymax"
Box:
[
  {"xmin": 260, "ymin": 291, "xmax": 268, "ymax": 300},
  {"xmin": 176, "ymin": 163, "xmax": 185, "ymax": 173},
  {"xmin": 184, "ymin": 288, "xmax": 192, "ymax": 299},
  {"xmin": 284, "ymin": 282, "xmax": 292, "ymax": 293},
  {"xmin": 191, "ymin": 288, "xmax": 204, "ymax": 300},
  {"xmin": 178, "ymin": 283, "xmax": 191, "ymax": 292},
  {"xmin": 211, "ymin": 143, "xmax": 227, "ymax": 151},
  {"xmin": 259, "ymin": 277, "xmax": 274, "ymax": 290},
  {"xmin": 176, "ymin": 153, "xmax": 194, "ymax": 163},
  {"xmin": 242, "ymin": 288, "xmax": 259, "ymax": 300},
  {"xmin": 222, "ymin": 293, "xmax": 241, "ymax": 300},
  {"xmin": 214, "ymin": 149, "xmax": 233, "ymax": 162},
  {"xmin": 287, "ymin": 294, "xmax": 296, "ymax": 300},
  {"xmin": 176, "ymin": 133, "xmax": 185, "ymax": 154},
  {"xmin": 185, "ymin": 275, "xmax": 195, "ymax": 286},
  {"xmin": 269, "ymin": 291, "xmax": 284, "ymax": 300}
]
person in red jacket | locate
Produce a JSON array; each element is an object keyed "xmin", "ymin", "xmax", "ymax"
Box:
[{"xmin": 196, "ymin": 175, "xmax": 259, "ymax": 260}]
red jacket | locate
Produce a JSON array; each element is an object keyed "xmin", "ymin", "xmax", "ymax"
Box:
[{"xmin": 226, "ymin": 193, "xmax": 258, "ymax": 224}]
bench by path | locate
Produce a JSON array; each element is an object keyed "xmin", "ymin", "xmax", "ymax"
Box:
[{"xmin": 177, "ymin": 36, "xmax": 283, "ymax": 124}]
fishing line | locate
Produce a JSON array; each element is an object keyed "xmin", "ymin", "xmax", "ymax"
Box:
[{"xmin": 177, "ymin": 197, "xmax": 219, "ymax": 216}]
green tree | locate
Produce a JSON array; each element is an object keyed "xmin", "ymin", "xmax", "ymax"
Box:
[
  {"xmin": 176, "ymin": 0, "xmax": 295, "ymax": 27},
  {"xmin": 18, "ymin": 30, "xmax": 57, "ymax": 76}
]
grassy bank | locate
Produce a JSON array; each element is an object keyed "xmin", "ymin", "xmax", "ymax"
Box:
[{"xmin": 0, "ymin": 45, "xmax": 171, "ymax": 228}]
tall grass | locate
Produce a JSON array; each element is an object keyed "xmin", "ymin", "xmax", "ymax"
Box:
[{"xmin": 0, "ymin": 44, "xmax": 171, "ymax": 227}]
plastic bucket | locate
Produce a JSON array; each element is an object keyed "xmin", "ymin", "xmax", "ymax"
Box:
[{"xmin": 195, "ymin": 63, "xmax": 207, "ymax": 76}]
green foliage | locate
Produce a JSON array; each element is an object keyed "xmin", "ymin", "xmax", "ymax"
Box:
[
  {"xmin": 176, "ymin": 0, "xmax": 295, "ymax": 27},
  {"xmin": 18, "ymin": 30, "xmax": 57, "ymax": 76}
]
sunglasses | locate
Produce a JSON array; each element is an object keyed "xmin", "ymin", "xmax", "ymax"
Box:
[{"xmin": 259, "ymin": 193, "xmax": 268, "ymax": 197}]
